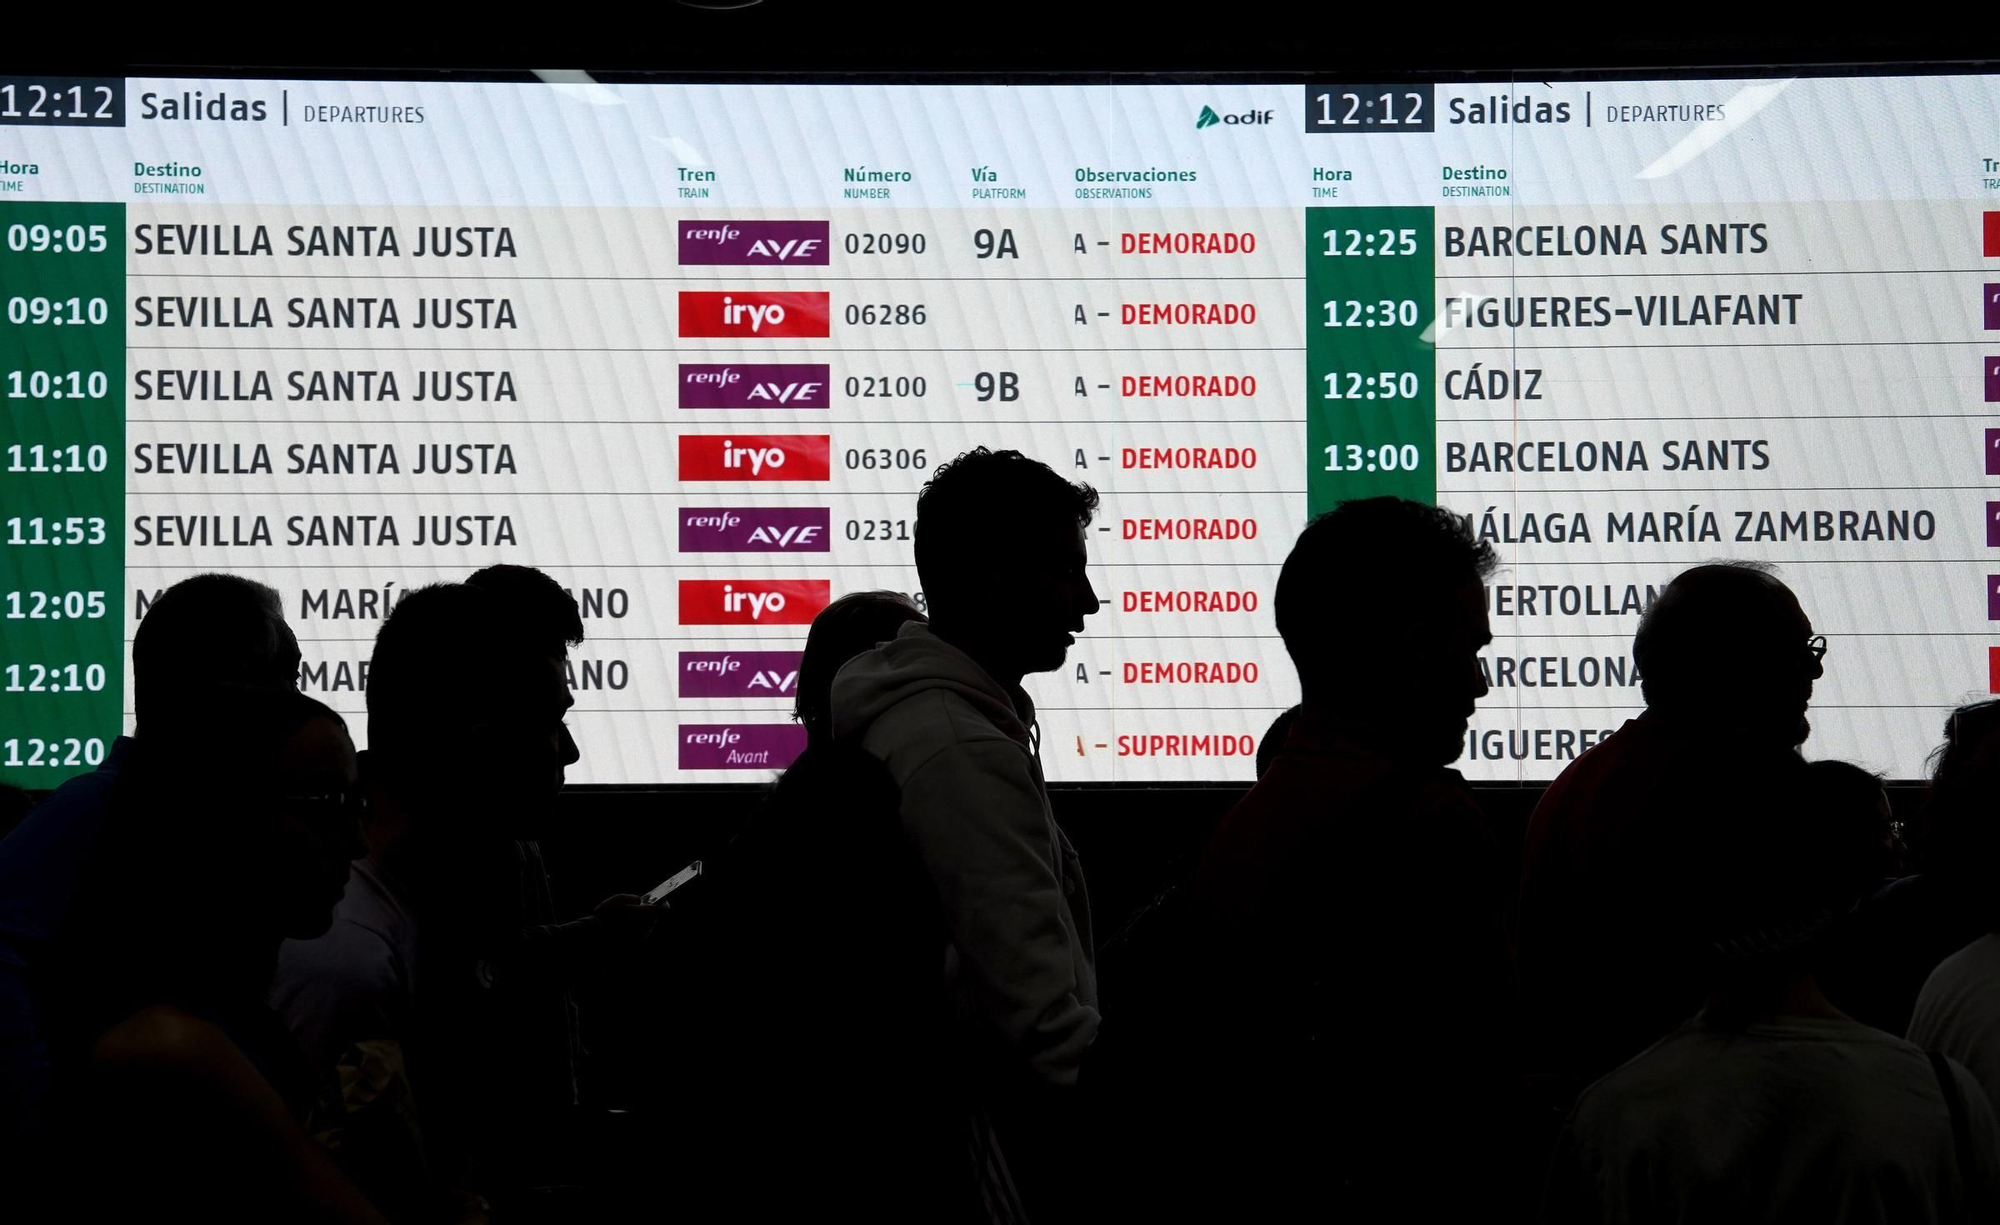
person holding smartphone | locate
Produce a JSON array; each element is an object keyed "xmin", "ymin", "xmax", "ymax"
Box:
[{"xmin": 272, "ymin": 575, "xmax": 656, "ymax": 1222}]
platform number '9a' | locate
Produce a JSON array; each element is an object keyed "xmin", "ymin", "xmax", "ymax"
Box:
[{"xmin": 974, "ymin": 228, "xmax": 1018, "ymax": 259}]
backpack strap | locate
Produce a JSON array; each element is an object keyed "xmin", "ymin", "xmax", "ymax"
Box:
[{"xmin": 1930, "ymin": 1050, "xmax": 1973, "ymax": 1191}]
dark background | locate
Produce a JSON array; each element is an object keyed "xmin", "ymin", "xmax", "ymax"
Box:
[
  {"xmin": 11, "ymin": 6, "xmax": 1998, "ymax": 81},
  {"xmin": 6, "ymin": 0, "xmax": 1992, "ymax": 990},
  {"xmin": 17, "ymin": 6, "xmax": 1991, "ymax": 80}
]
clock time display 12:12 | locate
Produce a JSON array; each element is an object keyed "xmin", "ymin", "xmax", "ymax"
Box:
[{"xmin": 1304, "ymin": 84, "xmax": 1437, "ymax": 133}]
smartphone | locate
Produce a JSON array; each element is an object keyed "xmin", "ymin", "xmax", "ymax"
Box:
[{"xmin": 642, "ymin": 860, "xmax": 703, "ymax": 905}]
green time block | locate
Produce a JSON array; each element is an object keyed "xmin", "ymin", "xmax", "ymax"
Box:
[
  {"xmin": 0, "ymin": 201, "xmax": 124, "ymax": 786},
  {"xmin": 1305, "ymin": 206, "xmax": 1436, "ymax": 517}
]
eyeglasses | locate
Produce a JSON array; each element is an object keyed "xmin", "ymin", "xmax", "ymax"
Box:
[
  {"xmin": 1950, "ymin": 700, "xmax": 2000, "ymax": 745},
  {"xmin": 281, "ymin": 791, "xmax": 367, "ymax": 819},
  {"xmin": 1806, "ymin": 635, "xmax": 1828, "ymax": 663}
]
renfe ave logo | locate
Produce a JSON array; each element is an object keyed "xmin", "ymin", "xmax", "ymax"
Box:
[
  {"xmin": 679, "ymin": 650, "xmax": 804, "ymax": 698},
  {"xmin": 678, "ymin": 507, "xmax": 831, "ymax": 552},
  {"xmin": 677, "ymin": 220, "xmax": 830, "ymax": 266},
  {"xmin": 678, "ymin": 363, "xmax": 831, "ymax": 409}
]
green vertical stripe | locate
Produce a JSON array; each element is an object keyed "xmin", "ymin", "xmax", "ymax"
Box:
[
  {"xmin": 0, "ymin": 202, "xmax": 125, "ymax": 786},
  {"xmin": 1305, "ymin": 206, "xmax": 1437, "ymax": 516}
]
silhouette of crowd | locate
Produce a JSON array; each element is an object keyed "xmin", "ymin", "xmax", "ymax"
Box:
[{"xmin": 4, "ymin": 447, "xmax": 2000, "ymax": 1222}]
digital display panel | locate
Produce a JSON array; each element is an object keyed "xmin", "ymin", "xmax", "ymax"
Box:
[{"xmin": 2, "ymin": 71, "xmax": 1997, "ymax": 785}]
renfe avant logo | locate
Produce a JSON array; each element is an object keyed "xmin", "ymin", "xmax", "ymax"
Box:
[
  {"xmin": 678, "ymin": 220, "xmax": 831, "ymax": 266},
  {"xmin": 679, "ymin": 650, "xmax": 804, "ymax": 698},
  {"xmin": 679, "ymin": 363, "xmax": 831, "ymax": 409},
  {"xmin": 678, "ymin": 434, "xmax": 831, "ymax": 481},
  {"xmin": 1197, "ymin": 105, "xmax": 1275, "ymax": 128},
  {"xmin": 679, "ymin": 507, "xmax": 831, "ymax": 552},
  {"xmin": 678, "ymin": 723, "xmax": 807, "ymax": 770},
  {"xmin": 678, "ymin": 291, "xmax": 830, "ymax": 338},
  {"xmin": 679, "ymin": 579, "xmax": 830, "ymax": 625}
]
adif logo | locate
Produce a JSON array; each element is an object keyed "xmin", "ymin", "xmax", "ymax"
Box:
[{"xmin": 1197, "ymin": 105, "xmax": 1274, "ymax": 128}]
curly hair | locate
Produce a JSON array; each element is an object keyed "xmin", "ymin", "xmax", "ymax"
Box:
[{"xmin": 913, "ymin": 447, "xmax": 1099, "ymax": 608}]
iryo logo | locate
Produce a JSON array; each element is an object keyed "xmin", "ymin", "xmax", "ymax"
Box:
[
  {"xmin": 680, "ymin": 507, "xmax": 831, "ymax": 553},
  {"xmin": 679, "ymin": 579, "xmax": 829, "ymax": 625},
  {"xmin": 679, "ymin": 434, "xmax": 831, "ymax": 481},
  {"xmin": 678, "ymin": 220, "xmax": 831, "ymax": 266},
  {"xmin": 679, "ymin": 291, "xmax": 830, "ymax": 338},
  {"xmin": 679, "ymin": 650, "xmax": 805, "ymax": 698},
  {"xmin": 679, "ymin": 363, "xmax": 831, "ymax": 409}
]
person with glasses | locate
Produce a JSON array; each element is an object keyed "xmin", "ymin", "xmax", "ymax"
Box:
[
  {"xmin": 28, "ymin": 685, "xmax": 382, "ymax": 1222},
  {"xmin": 0, "ymin": 574, "xmax": 302, "ymax": 1148},
  {"xmin": 1517, "ymin": 561, "xmax": 1827, "ymax": 1109}
]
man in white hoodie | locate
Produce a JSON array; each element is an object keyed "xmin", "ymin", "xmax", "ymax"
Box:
[{"xmin": 831, "ymin": 447, "xmax": 1102, "ymax": 1215}]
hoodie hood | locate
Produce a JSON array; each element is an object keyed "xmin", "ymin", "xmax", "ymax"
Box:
[
  {"xmin": 826, "ymin": 622, "xmax": 1096, "ymax": 1088},
  {"xmin": 830, "ymin": 622, "xmax": 1033, "ymax": 747}
]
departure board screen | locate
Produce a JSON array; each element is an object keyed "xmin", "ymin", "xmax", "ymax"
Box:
[{"xmin": 2, "ymin": 70, "xmax": 1998, "ymax": 785}]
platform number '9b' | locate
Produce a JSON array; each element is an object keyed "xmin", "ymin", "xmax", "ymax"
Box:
[{"xmin": 974, "ymin": 372, "xmax": 1018, "ymax": 402}]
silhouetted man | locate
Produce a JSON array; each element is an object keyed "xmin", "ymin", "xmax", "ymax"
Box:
[
  {"xmin": 831, "ymin": 447, "xmax": 1101, "ymax": 1216},
  {"xmin": 1187, "ymin": 497, "xmax": 1515, "ymax": 1220},
  {"xmin": 465, "ymin": 563, "xmax": 653, "ymax": 988},
  {"xmin": 270, "ymin": 581, "xmax": 593, "ymax": 1221},
  {"xmin": 1518, "ymin": 561, "xmax": 1824, "ymax": 1101},
  {"xmin": 0, "ymin": 574, "xmax": 299, "ymax": 1142},
  {"xmin": 459, "ymin": 565, "xmax": 655, "ymax": 1189}
]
